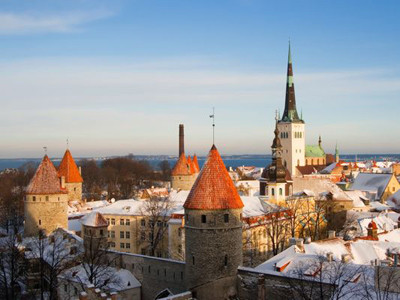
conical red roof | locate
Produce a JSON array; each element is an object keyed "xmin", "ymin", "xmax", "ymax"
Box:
[
  {"xmin": 187, "ymin": 155, "xmax": 196, "ymax": 174},
  {"xmin": 171, "ymin": 153, "xmax": 191, "ymax": 176},
  {"xmin": 184, "ymin": 145, "xmax": 244, "ymax": 210},
  {"xmin": 193, "ymin": 154, "xmax": 200, "ymax": 173},
  {"xmin": 58, "ymin": 150, "xmax": 83, "ymax": 183},
  {"xmin": 26, "ymin": 155, "xmax": 67, "ymax": 195}
]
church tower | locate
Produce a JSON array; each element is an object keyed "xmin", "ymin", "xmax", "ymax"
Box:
[
  {"xmin": 277, "ymin": 43, "xmax": 305, "ymax": 177},
  {"xmin": 24, "ymin": 155, "xmax": 68, "ymax": 236},
  {"xmin": 260, "ymin": 116, "xmax": 292, "ymax": 204},
  {"xmin": 184, "ymin": 145, "xmax": 244, "ymax": 299}
]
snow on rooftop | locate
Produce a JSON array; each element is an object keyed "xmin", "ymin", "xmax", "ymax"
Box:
[
  {"xmin": 344, "ymin": 190, "xmax": 367, "ymax": 208},
  {"xmin": 350, "ymin": 173, "xmax": 393, "ymax": 199},
  {"xmin": 61, "ymin": 264, "xmax": 141, "ymax": 291}
]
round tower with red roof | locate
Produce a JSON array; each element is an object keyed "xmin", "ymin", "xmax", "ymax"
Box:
[
  {"xmin": 58, "ymin": 149, "xmax": 83, "ymax": 203},
  {"xmin": 24, "ymin": 155, "xmax": 68, "ymax": 236},
  {"xmin": 184, "ymin": 145, "xmax": 244, "ymax": 299}
]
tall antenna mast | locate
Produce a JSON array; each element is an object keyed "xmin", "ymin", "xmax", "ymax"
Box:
[{"xmin": 209, "ymin": 107, "xmax": 215, "ymax": 145}]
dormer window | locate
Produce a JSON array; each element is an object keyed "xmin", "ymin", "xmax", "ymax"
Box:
[{"xmin": 224, "ymin": 214, "xmax": 229, "ymax": 223}]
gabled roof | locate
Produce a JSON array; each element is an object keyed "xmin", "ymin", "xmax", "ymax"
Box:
[
  {"xmin": 171, "ymin": 153, "xmax": 192, "ymax": 176},
  {"xmin": 184, "ymin": 145, "xmax": 244, "ymax": 210},
  {"xmin": 26, "ymin": 155, "xmax": 66, "ymax": 195},
  {"xmin": 350, "ymin": 173, "xmax": 395, "ymax": 199},
  {"xmin": 58, "ymin": 150, "xmax": 83, "ymax": 183},
  {"xmin": 81, "ymin": 211, "xmax": 108, "ymax": 227}
]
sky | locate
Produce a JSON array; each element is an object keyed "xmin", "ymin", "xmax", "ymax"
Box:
[{"xmin": 0, "ymin": 0, "xmax": 399, "ymax": 158}]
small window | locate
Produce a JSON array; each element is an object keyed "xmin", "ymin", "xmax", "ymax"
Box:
[
  {"xmin": 74, "ymin": 287, "xmax": 78, "ymax": 295},
  {"xmin": 126, "ymin": 219, "xmax": 130, "ymax": 226},
  {"xmin": 111, "ymin": 231, "xmax": 115, "ymax": 238},
  {"xmin": 224, "ymin": 255, "xmax": 228, "ymax": 267},
  {"xmin": 120, "ymin": 243, "xmax": 125, "ymax": 249},
  {"xmin": 192, "ymin": 255, "xmax": 195, "ymax": 265},
  {"xmin": 39, "ymin": 219, "xmax": 41, "ymax": 225},
  {"xmin": 100, "ymin": 229, "xmax": 104, "ymax": 236},
  {"xmin": 120, "ymin": 219, "xmax": 124, "ymax": 225},
  {"xmin": 107, "ymin": 218, "xmax": 110, "ymax": 225},
  {"xmin": 64, "ymin": 284, "xmax": 67, "ymax": 292},
  {"xmin": 74, "ymin": 187, "xmax": 77, "ymax": 191},
  {"xmin": 45, "ymin": 196, "xmax": 49, "ymax": 201},
  {"xmin": 33, "ymin": 196, "xmax": 36, "ymax": 202},
  {"xmin": 148, "ymin": 265, "xmax": 151, "ymax": 273},
  {"xmin": 141, "ymin": 232, "xmax": 145, "ymax": 241},
  {"xmin": 132, "ymin": 263, "xmax": 135, "ymax": 270},
  {"xmin": 126, "ymin": 231, "xmax": 130, "ymax": 239},
  {"xmin": 141, "ymin": 219, "xmax": 146, "ymax": 227},
  {"xmin": 279, "ymin": 188, "xmax": 283, "ymax": 196},
  {"xmin": 120, "ymin": 231, "xmax": 124, "ymax": 239},
  {"xmin": 157, "ymin": 220, "xmax": 162, "ymax": 227},
  {"xmin": 201, "ymin": 215, "xmax": 207, "ymax": 223},
  {"xmin": 141, "ymin": 248, "xmax": 146, "ymax": 255},
  {"xmin": 111, "ymin": 218, "xmax": 115, "ymax": 225},
  {"xmin": 271, "ymin": 188, "xmax": 275, "ymax": 196},
  {"xmin": 224, "ymin": 214, "xmax": 229, "ymax": 223},
  {"xmin": 126, "ymin": 243, "xmax": 130, "ymax": 249}
]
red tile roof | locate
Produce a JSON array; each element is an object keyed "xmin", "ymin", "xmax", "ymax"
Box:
[
  {"xmin": 184, "ymin": 145, "xmax": 244, "ymax": 210},
  {"xmin": 58, "ymin": 150, "xmax": 83, "ymax": 183},
  {"xmin": 26, "ymin": 155, "xmax": 67, "ymax": 195},
  {"xmin": 171, "ymin": 153, "xmax": 192, "ymax": 176},
  {"xmin": 193, "ymin": 155, "xmax": 200, "ymax": 173}
]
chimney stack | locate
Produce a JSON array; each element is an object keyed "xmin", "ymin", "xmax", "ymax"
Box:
[{"xmin": 179, "ymin": 124, "xmax": 185, "ymax": 156}]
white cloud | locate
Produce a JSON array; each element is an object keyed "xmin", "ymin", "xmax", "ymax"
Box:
[
  {"xmin": 0, "ymin": 10, "xmax": 113, "ymax": 34},
  {"xmin": 0, "ymin": 56, "xmax": 399, "ymax": 157}
]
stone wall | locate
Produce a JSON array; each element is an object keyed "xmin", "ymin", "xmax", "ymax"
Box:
[
  {"xmin": 24, "ymin": 193, "xmax": 68, "ymax": 236},
  {"xmin": 171, "ymin": 174, "xmax": 197, "ymax": 191},
  {"xmin": 185, "ymin": 208, "xmax": 243, "ymax": 299},
  {"xmin": 109, "ymin": 251, "xmax": 187, "ymax": 300},
  {"xmin": 65, "ymin": 182, "xmax": 82, "ymax": 202}
]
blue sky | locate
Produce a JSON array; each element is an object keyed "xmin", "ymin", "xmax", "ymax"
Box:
[{"xmin": 0, "ymin": 0, "xmax": 399, "ymax": 158}]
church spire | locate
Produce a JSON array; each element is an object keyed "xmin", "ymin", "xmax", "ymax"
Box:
[{"xmin": 281, "ymin": 42, "xmax": 302, "ymax": 123}]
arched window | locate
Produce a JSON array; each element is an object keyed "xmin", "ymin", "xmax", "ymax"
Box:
[
  {"xmin": 279, "ymin": 188, "xmax": 283, "ymax": 196},
  {"xmin": 271, "ymin": 188, "xmax": 275, "ymax": 196}
]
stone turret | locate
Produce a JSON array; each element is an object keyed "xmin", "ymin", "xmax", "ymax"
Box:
[
  {"xmin": 58, "ymin": 149, "xmax": 83, "ymax": 202},
  {"xmin": 184, "ymin": 144, "xmax": 244, "ymax": 299},
  {"xmin": 81, "ymin": 211, "xmax": 108, "ymax": 255},
  {"xmin": 24, "ymin": 155, "xmax": 68, "ymax": 236}
]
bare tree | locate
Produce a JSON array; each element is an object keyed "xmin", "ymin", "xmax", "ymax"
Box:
[
  {"xmin": 360, "ymin": 265, "xmax": 400, "ymax": 300},
  {"xmin": 0, "ymin": 230, "xmax": 25, "ymax": 300},
  {"xmin": 265, "ymin": 210, "xmax": 289, "ymax": 256},
  {"xmin": 79, "ymin": 229, "xmax": 120, "ymax": 290},
  {"xmin": 139, "ymin": 196, "xmax": 175, "ymax": 257}
]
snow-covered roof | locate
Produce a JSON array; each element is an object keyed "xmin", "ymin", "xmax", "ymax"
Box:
[
  {"xmin": 344, "ymin": 190, "xmax": 367, "ymax": 208},
  {"xmin": 61, "ymin": 264, "xmax": 141, "ymax": 291},
  {"xmin": 293, "ymin": 177, "xmax": 351, "ymax": 201},
  {"xmin": 358, "ymin": 214, "xmax": 397, "ymax": 236},
  {"xmin": 350, "ymin": 173, "xmax": 394, "ymax": 199},
  {"xmin": 81, "ymin": 211, "xmax": 108, "ymax": 227}
]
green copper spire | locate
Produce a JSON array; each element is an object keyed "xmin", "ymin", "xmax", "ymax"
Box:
[
  {"xmin": 335, "ymin": 143, "xmax": 339, "ymax": 156},
  {"xmin": 281, "ymin": 42, "xmax": 302, "ymax": 123}
]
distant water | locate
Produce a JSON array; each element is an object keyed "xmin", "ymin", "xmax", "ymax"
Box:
[{"xmin": 1, "ymin": 154, "xmax": 399, "ymax": 172}]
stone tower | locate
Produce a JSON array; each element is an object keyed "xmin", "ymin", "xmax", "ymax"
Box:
[
  {"xmin": 335, "ymin": 143, "xmax": 340, "ymax": 163},
  {"xmin": 277, "ymin": 43, "xmax": 305, "ymax": 177},
  {"xmin": 24, "ymin": 155, "xmax": 68, "ymax": 237},
  {"xmin": 58, "ymin": 149, "xmax": 83, "ymax": 203},
  {"xmin": 260, "ymin": 118, "xmax": 292, "ymax": 204},
  {"xmin": 184, "ymin": 145, "xmax": 244, "ymax": 299},
  {"xmin": 171, "ymin": 124, "xmax": 199, "ymax": 190},
  {"xmin": 81, "ymin": 211, "xmax": 108, "ymax": 256}
]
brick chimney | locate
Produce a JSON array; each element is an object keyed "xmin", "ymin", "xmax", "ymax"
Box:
[{"xmin": 179, "ymin": 124, "xmax": 184, "ymax": 156}]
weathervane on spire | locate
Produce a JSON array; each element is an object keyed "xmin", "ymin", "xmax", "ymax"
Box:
[
  {"xmin": 66, "ymin": 138, "xmax": 69, "ymax": 149},
  {"xmin": 43, "ymin": 146, "xmax": 47, "ymax": 155},
  {"xmin": 209, "ymin": 107, "xmax": 215, "ymax": 145}
]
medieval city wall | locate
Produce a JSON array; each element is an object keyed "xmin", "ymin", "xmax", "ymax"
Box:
[{"xmin": 65, "ymin": 182, "xmax": 82, "ymax": 202}]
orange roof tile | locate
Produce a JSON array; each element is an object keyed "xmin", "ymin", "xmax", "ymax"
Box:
[
  {"xmin": 193, "ymin": 154, "xmax": 200, "ymax": 173},
  {"xmin": 187, "ymin": 155, "xmax": 197, "ymax": 174},
  {"xmin": 171, "ymin": 153, "xmax": 191, "ymax": 176},
  {"xmin": 26, "ymin": 155, "xmax": 67, "ymax": 195},
  {"xmin": 184, "ymin": 145, "xmax": 244, "ymax": 210},
  {"xmin": 58, "ymin": 150, "xmax": 83, "ymax": 183}
]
